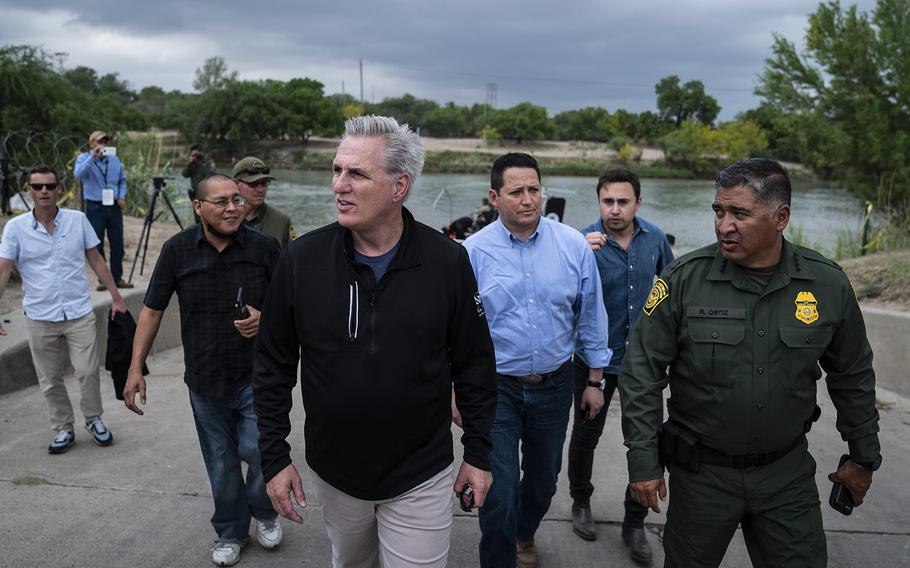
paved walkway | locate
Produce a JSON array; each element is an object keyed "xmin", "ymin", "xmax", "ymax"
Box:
[{"xmin": 1, "ymin": 346, "xmax": 908, "ymax": 567}]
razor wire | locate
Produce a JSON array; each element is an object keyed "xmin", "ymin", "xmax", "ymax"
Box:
[{"xmin": 1, "ymin": 129, "xmax": 84, "ymax": 214}]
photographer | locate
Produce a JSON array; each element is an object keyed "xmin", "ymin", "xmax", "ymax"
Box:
[
  {"xmin": 182, "ymin": 145, "xmax": 215, "ymax": 196},
  {"xmin": 182, "ymin": 145, "xmax": 215, "ymax": 225},
  {"xmin": 74, "ymin": 131, "xmax": 132, "ymax": 289}
]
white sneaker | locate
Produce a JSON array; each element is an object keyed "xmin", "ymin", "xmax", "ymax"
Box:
[
  {"xmin": 211, "ymin": 542, "xmax": 243, "ymax": 566},
  {"xmin": 256, "ymin": 518, "xmax": 283, "ymax": 550}
]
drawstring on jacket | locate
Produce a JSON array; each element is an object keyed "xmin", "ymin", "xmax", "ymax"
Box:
[{"xmin": 348, "ymin": 281, "xmax": 360, "ymax": 340}]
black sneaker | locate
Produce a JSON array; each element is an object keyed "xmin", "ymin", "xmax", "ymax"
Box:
[
  {"xmin": 48, "ymin": 431, "xmax": 75, "ymax": 454},
  {"xmin": 85, "ymin": 416, "xmax": 113, "ymax": 446}
]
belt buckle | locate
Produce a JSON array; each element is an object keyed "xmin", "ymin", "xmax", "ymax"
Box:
[{"xmin": 517, "ymin": 373, "xmax": 543, "ymax": 385}]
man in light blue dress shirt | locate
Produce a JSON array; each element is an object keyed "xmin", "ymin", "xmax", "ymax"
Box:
[
  {"xmin": 464, "ymin": 153, "xmax": 611, "ymax": 568},
  {"xmin": 0, "ymin": 164, "xmax": 127, "ymax": 454},
  {"xmin": 74, "ymin": 130, "xmax": 131, "ymax": 289}
]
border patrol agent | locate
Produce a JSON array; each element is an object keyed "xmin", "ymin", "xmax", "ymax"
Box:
[
  {"xmin": 619, "ymin": 158, "xmax": 881, "ymax": 567},
  {"xmin": 232, "ymin": 156, "xmax": 296, "ymax": 248}
]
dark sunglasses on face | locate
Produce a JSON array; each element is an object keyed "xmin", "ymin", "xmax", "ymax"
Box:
[
  {"xmin": 29, "ymin": 183, "xmax": 59, "ymax": 191},
  {"xmin": 239, "ymin": 167, "xmax": 270, "ymax": 176},
  {"xmin": 243, "ymin": 179, "xmax": 270, "ymax": 188}
]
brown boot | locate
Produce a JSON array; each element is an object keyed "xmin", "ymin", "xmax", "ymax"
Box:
[{"xmin": 516, "ymin": 539, "xmax": 538, "ymax": 568}]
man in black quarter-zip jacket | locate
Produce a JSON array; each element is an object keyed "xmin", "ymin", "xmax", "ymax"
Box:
[{"xmin": 253, "ymin": 115, "xmax": 497, "ymax": 568}]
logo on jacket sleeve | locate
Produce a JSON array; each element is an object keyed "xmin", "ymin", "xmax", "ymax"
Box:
[
  {"xmin": 643, "ymin": 278, "xmax": 669, "ymax": 316},
  {"xmin": 794, "ymin": 291, "xmax": 819, "ymax": 324},
  {"xmin": 474, "ymin": 292, "xmax": 485, "ymax": 318}
]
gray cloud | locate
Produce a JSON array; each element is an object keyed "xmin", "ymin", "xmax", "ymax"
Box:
[{"xmin": 0, "ymin": 0, "xmax": 879, "ymax": 119}]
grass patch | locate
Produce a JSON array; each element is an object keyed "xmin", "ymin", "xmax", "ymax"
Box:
[
  {"xmin": 841, "ymin": 250, "xmax": 910, "ymax": 305},
  {"xmin": 11, "ymin": 476, "xmax": 49, "ymax": 486}
]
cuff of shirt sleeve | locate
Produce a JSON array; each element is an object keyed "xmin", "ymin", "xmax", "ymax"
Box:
[
  {"xmin": 848, "ymin": 434, "xmax": 882, "ymax": 471},
  {"xmin": 628, "ymin": 449, "xmax": 663, "ymax": 483},
  {"xmin": 262, "ymin": 454, "xmax": 293, "ymax": 484}
]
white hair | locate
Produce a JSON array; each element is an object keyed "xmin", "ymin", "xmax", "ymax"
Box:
[{"xmin": 343, "ymin": 115, "xmax": 425, "ymax": 192}]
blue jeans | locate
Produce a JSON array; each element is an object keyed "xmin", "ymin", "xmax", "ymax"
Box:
[
  {"xmin": 478, "ymin": 364, "xmax": 573, "ymax": 568},
  {"xmin": 85, "ymin": 201, "xmax": 124, "ymax": 281},
  {"xmin": 189, "ymin": 384, "xmax": 276, "ymax": 543}
]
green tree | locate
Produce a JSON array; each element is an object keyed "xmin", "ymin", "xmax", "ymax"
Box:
[
  {"xmin": 424, "ymin": 103, "xmax": 469, "ymax": 137},
  {"xmin": 655, "ymin": 75, "xmax": 720, "ymax": 126},
  {"xmin": 489, "ymin": 102, "xmax": 554, "ymax": 144},
  {"xmin": 365, "ymin": 93, "xmax": 439, "ymax": 131},
  {"xmin": 193, "ymin": 56, "xmax": 237, "ymax": 92},
  {"xmin": 756, "ymin": 0, "xmax": 910, "ymax": 202},
  {"xmin": 552, "ymin": 107, "xmax": 612, "ymax": 141}
]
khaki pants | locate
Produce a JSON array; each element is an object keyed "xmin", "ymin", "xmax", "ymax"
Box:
[
  {"xmin": 311, "ymin": 463, "xmax": 455, "ymax": 568},
  {"xmin": 24, "ymin": 312, "xmax": 103, "ymax": 432}
]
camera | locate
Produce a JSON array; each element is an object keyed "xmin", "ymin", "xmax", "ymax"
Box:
[
  {"xmin": 100, "ymin": 146, "xmax": 117, "ymax": 157},
  {"xmin": 194, "ymin": 152, "xmax": 205, "ymax": 162}
]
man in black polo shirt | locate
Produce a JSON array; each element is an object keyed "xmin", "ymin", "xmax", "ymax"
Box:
[{"xmin": 123, "ymin": 175, "xmax": 283, "ymax": 567}]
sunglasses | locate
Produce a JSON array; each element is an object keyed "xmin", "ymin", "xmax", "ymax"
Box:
[
  {"xmin": 239, "ymin": 167, "xmax": 270, "ymax": 176},
  {"xmin": 197, "ymin": 196, "xmax": 246, "ymax": 209},
  {"xmin": 29, "ymin": 183, "xmax": 59, "ymax": 191},
  {"xmin": 243, "ymin": 179, "xmax": 270, "ymax": 188}
]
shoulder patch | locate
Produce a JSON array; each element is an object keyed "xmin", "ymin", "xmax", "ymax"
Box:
[
  {"xmin": 643, "ymin": 278, "xmax": 670, "ymax": 316},
  {"xmin": 288, "ymin": 225, "xmax": 297, "ymax": 240}
]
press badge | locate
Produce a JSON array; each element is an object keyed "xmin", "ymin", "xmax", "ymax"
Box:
[{"xmin": 101, "ymin": 188, "xmax": 115, "ymax": 206}]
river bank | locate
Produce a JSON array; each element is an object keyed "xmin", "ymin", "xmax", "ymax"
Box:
[{"xmin": 198, "ymin": 136, "xmax": 816, "ymax": 180}]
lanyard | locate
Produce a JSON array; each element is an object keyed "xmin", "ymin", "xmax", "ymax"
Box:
[{"xmin": 93, "ymin": 158, "xmax": 110, "ymax": 186}]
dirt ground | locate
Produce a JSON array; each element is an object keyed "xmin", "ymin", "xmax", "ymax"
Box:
[{"xmin": 0, "ymin": 214, "xmax": 180, "ymax": 318}]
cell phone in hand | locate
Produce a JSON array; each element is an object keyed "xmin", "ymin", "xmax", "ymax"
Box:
[
  {"xmin": 829, "ymin": 454, "xmax": 853, "ymax": 516},
  {"xmin": 457, "ymin": 485, "xmax": 475, "ymax": 512}
]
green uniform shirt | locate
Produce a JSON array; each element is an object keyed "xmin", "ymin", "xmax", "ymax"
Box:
[
  {"xmin": 620, "ymin": 239, "xmax": 881, "ymax": 482},
  {"xmin": 181, "ymin": 160, "xmax": 215, "ymax": 192},
  {"xmin": 247, "ymin": 202, "xmax": 295, "ymax": 249}
]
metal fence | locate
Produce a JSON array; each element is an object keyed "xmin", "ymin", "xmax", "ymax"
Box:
[{"xmin": 0, "ymin": 130, "xmax": 84, "ymax": 214}]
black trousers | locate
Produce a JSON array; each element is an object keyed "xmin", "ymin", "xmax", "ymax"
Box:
[{"xmin": 568, "ymin": 358, "xmax": 647, "ymax": 527}]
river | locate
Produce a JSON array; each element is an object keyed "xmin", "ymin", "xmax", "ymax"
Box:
[{"xmin": 249, "ymin": 170, "xmax": 863, "ymax": 256}]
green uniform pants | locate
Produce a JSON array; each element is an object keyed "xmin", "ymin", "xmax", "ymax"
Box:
[{"xmin": 663, "ymin": 438, "xmax": 826, "ymax": 568}]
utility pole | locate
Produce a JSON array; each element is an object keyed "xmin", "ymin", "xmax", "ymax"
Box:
[
  {"xmin": 342, "ymin": 81, "xmax": 346, "ymax": 105},
  {"xmin": 53, "ymin": 51, "xmax": 69, "ymax": 73},
  {"xmin": 359, "ymin": 58, "xmax": 364, "ymax": 104},
  {"xmin": 486, "ymin": 83, "xmax": 498, "ymax": 110}
]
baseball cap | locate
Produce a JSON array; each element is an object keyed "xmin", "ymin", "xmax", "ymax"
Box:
[
  {"xmin": 89, "ymin": 130, "xmax": 109, "ymax": 144},
  {"xmin": 232, "ymin": 156, "xmax": 274, "ymax": 183}
]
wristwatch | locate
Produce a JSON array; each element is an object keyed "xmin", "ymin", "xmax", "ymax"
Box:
[{"xmin": 586, "ymin": 378, "xmax": 606, "ymax": 391}]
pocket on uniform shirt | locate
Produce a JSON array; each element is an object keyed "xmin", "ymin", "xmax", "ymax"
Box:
[
  {"xmin": 777, "ymin": 325, "xmax": 834, "ymax": 390},
  {"xmin": 686, "ymin": 320, "xmax": 745, "ymax": 386}
]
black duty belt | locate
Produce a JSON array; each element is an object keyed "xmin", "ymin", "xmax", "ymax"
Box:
[
  {"xmin": 500, "ymin": 360, "xmax": 571, "ymax": 385},
  {"xmin": 701, "ymin": 435, "xmax": 804, "ymax": 469}
]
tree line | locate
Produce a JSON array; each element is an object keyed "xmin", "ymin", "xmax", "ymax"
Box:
[{"xmin": 2, "ymin": 0, "xmax": 909, "ymax": 206}]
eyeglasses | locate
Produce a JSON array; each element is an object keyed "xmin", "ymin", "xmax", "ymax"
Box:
[
  {"xmin": 29, "ymin": 183, "xmax": 59, "ymax": 191},
  {"xmin": 242, "ymin": 179, "xmax": 270, "ymax": 188},
  {"xmin": 197, "ymin": 196, "xmax": 246, "ymax": 208},
  {"xmin": 238, "ymin": 167, "xmax": 270, "ymax": 176}
]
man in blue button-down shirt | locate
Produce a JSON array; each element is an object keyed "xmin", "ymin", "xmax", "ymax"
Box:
[
  {"xmin": 74, "ymin": 130, "xmax": 131, "ymax": 289},
  {"xmin": 567, "ymin": 168, "xmax": 674, "ymax": 563},
  {"xmin": 0, "ymin": 164, "xmax": 127, "ymax": 454},
  {"xmin": 464, "ymin": 153, "xmax": 611, "ymax": 568}
]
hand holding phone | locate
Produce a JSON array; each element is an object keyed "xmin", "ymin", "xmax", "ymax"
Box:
[
  {"xmin": 829, "ymin": 454, "xmax": 854, "ymax": 516},
  {"xmin": 456, "ymin": 485, "xmax": 475, "ymax": 512}
]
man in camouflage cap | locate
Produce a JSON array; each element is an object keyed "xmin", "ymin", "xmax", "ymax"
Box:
[{"xmin": 232, "ymin": 157, "xmax": 295, "ymax": 248}]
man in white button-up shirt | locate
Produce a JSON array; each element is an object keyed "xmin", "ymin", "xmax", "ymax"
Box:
[{"xmin": 0, "ymin": 164, "xmax": 126, "ymax": 454}]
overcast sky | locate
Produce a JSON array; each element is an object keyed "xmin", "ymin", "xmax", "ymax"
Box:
[{"xmin": 0, "ymin": 0, "xmax": 879, "ymax": 120}]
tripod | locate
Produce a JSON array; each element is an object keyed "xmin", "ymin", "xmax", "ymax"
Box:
[{"xmin": 128, "ymin": 176, "xmax": 184, "ymax": 283}]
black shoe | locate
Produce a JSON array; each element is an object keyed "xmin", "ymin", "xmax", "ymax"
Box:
[
  {"xmin": 571, "ymin": 503, "xmax": 596, "ymax": 541},
  {"xmin": 622, "ymin": 525, "xmax": 653, "ymax": 564},
  {"xmin": 48, "ymin": 431, "xmax": 75, "ymax": 454}
]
